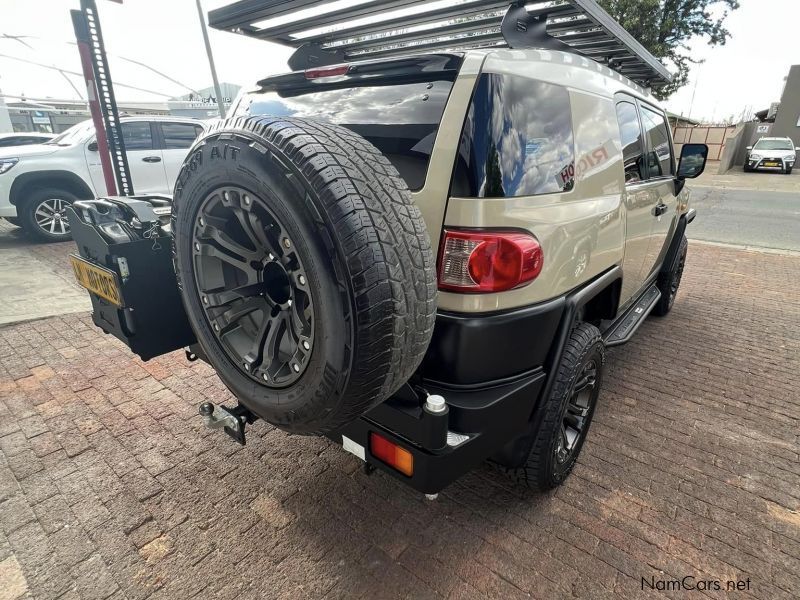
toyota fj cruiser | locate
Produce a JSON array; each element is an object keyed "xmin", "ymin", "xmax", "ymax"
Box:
[{"xmin": 67, "ymin": 0, "xmax": 709, "ymax": 494}]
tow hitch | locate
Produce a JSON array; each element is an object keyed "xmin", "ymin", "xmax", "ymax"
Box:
[{"xmin": 198, "ymin": 402, "xmax": 257, "ymax": 445}]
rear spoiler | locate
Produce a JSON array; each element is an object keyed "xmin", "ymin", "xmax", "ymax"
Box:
[{"xmin": 255, "ymin": 53, "xmax": 464, "ymax": 96}]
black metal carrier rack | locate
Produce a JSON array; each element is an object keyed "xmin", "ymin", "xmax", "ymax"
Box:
[{"xmin": 209, "ymin": 0, "xmax": 671, "ymax": 87}]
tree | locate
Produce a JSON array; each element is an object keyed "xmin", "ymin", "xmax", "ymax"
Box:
[{"xmin": 597, "ymin": 0, "xmax": 740, "ymax": 99}]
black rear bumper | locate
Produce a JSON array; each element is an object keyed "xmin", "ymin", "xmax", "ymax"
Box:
[
  {"xmin": 330, "ymin": 369, "xmax": 547, "ymax": 494},
  {"xmin": 327, "ymin": 298, "xmax": 565, "ymax": 494}
]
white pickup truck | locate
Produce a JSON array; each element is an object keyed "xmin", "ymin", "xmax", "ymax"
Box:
[{"xmin": 0, "ymin": 116, "xmax": 204, "ymax": 241}]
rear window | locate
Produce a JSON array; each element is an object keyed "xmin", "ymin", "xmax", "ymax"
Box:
[
  {"xmin": 451, "ymin": 74, "xmax": 575, "ymax": 198},
  {"xmin": 234, "ymin": 80, "xmax": 454, "ymax": 190}
]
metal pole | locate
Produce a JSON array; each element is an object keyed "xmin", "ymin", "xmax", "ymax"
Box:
[
  {"xmin": 195, "ymin": 0, "xmax": 226, "ymax": 118},
  {"xmin": 71, "ymin": 9, "xmax": 117, "ymax": 195}
]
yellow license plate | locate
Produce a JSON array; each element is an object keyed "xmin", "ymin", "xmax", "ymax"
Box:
[
  {"xmin": 764, "ymin": 162, "xmax": 779, "ymax": 167},
  {"xmin": 70, "ymin": 254, "xmax": 123, "ymax": 307}
]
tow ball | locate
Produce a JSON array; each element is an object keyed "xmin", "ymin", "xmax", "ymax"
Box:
[{"xmin": 198, "ymin": 402, "xmax": 257, "ymax": 445}]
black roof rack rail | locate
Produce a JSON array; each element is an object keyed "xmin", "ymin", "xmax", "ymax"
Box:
[{"xmin": 208, "ymin": 0, "xmax": 672, "ymax": 87}]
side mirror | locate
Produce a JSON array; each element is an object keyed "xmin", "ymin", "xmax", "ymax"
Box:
[
  {"xmin": 87, "ymin": 141, "xmax": 98, "ymax": 152},
  {"xmin": 677, "ymin": 143, "xmax": 708, "ymax": 180},
  {"xmin": 795, "ymin": 147, "xmax": 800, "ymax": 152},
  {"xmin": 746, "ymin": 146, "xmax": 753, "ymax": 151}
]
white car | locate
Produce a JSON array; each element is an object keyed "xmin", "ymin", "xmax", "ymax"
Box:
[
  {"xmin": 0, "ymin": 116, "xmax": 205, "ymax": 241},
  {"xmin": 744, "ymin": 137, "xmax": 799, "ymax": 174}
]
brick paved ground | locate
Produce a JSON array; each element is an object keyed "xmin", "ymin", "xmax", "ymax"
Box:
[{"xmin": 0, "ymin": 241, "xmax": 799, "ymax": 600}]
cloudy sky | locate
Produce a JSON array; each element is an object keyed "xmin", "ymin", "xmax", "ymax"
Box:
[{"xmin": 0, "ymin": 0, "xmax": 798, "ymax": 122}]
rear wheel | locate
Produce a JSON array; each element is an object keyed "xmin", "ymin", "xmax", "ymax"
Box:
[
  {"xmin": 20, "ymin": 188, "xmax": 77, "ymax": 242},
  {"xmin": 172, "ymin": 116, "xmax": 437, "ymax": 434},
  {"xmin": 501, "ymin": 323, "xmax": 604, "ymax": 491}
]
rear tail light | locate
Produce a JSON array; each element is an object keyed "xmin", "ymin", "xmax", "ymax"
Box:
[
  {"xmin": 304, "ymin": 64, "xmax": 350, "ymax": 79},
  {"xmin": 369, "ymin": 432, "xmax": 413, "ymax": 476},
  {"xmin": 438, "ymin": 229, "xmax": 543, "ymax": 293}
]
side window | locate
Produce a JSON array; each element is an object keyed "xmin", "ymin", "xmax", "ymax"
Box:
[
  {"xmin": 162, "ymin": 122, "xmax": 202, "ymax": 149},
  {"xmin": 640, "ymin": 105, "xmax": 674, "ymax": 178},
  {"xmin": 615, "ymin": 102, "xmax": 645, "ymax": 184},
  {"xmin": 121, "ymin": 122, "xmax": 153, "ymax": 151},
  {"xmin": 451, "ymin": 74, "xmax": 575, "ymax": 198}
]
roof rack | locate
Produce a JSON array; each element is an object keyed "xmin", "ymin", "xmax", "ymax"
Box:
[{"xmin": 208, "ymin": 0, "xmax": 672, "ymax": 87}]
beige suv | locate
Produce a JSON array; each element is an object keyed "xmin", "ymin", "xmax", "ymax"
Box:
[{"xmin": 68, "ymin": 0, "xmax": 709, "ymax": 494}]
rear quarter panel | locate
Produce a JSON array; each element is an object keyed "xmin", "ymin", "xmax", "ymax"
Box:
[{"xmin": 438, "ymin": 50, "xmax": 629, "ymax": 312}]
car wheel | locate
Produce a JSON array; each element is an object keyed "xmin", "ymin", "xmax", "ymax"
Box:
[
  {"xmin": 172, "ymin": 116, "xmax": 437, "ymax": 435},
  {"xmin": 499, "ymin": 322, "xmax": 604, "ymax": 491},
  {"xmin": 20, "ymin": 188, "xmax": 77, "ymax": 242},
  {"xmin": 653, "ymin": 235, "xmax": 688, "ymax": 317},
  {"xmin": 786, "ymin": 167, "xmax": 793, "ymax": 175}
]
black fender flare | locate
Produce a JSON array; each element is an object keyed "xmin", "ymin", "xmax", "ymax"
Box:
[{"xmin": 661, "ymin": 212, "xmax": 692, "ymax": 275}]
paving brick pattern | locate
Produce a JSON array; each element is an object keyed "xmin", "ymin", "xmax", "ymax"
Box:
[{"xmin": 0, "ymin": 242, "xmax": 798, "ymax": 600}]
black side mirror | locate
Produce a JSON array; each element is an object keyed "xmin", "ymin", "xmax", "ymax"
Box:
[
  {"xmin": 87, "ymin": 141, "xmax": 98, "ymax": 152},
  {"xmin": 677, "ymin": 143, "xmax": 708, "ymax": 180}
]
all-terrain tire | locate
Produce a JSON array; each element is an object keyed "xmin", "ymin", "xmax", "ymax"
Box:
[
  {"xmin": 653, "ymin": 235, "xmax": 688, "ymax": 316},
  {"xmin": 501, "ymin": 323, "xmax": 604, "ymax": 491},
  {"xmin": 172, "ymin": 116, "xmax": 437, "ymax": 434},
  {"xmin": 20, "ymin": 188, "xmax": 77, "ymax": 242}
]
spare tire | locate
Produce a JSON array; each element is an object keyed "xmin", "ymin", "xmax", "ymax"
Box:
[{"xmin": 172, "ymin": 116, "xmax": 437, "ymax": 434}]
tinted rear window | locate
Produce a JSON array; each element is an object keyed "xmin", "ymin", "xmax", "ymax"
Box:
[
  {"xmin": 234, "ymin": 81, "xmax": 453, "ymax": 190},
  {"xmin": 451, "ymin": 74, "xmax": 575, "ymax": 198}
]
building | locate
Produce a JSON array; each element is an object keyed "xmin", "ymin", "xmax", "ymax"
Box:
[
  {"xmin": 5, "ymin": 98, "xmax": 169, "ymax": 134},
  {"xmin": 167, "ymin": 83, "xmax": 242, "ymax": 119},
  {"xmin": 1, "ymin": 82, "xmax": 242, "ymax": 133},
  {"xmin": 770, "ymin": 65, "xmax": 800, "ymax": 142}
]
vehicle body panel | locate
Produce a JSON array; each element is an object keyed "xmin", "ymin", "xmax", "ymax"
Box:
[
  {"xmin": 430, "ymin": 49, "xmax": 677, "ymax": 312},
  {"xmin": 0, "ymin": 117, "xmax": 204, "ymax": 218}
]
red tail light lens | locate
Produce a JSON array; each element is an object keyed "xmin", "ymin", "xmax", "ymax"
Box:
[
  {"xmin": 369, "ymin": 432, "xmax": 414, "ymax": 476},
  {"xmin": 304, "ymin": 64, "xmax": 350, "ymax": 79},
  {"xmin": 438, "ymin": 229, "xmax": 543, "ymax": 293}
]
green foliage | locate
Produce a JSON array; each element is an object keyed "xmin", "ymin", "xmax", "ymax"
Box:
[{"xmin": 597, "ymin": 0, "xmax": 740, "ymax": 99}]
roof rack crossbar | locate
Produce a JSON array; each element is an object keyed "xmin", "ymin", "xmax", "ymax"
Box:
[{"xmin": 208, "ymin": 0, "xmax": 672, "ymax": 86}]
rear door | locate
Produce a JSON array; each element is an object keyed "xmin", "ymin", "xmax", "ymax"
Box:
[
  {"xmin": 615, "ymin": 99, "xmax": 657, "ymax": 306},
  {"xmin": 637, "ymin": 103, "xmax": 678, "ymax": 280},
  {"xmin": 121, "ymin": 121, "xmax": 168, "ymax": 194},
  {"xmin": 159, "ymin": 122, "xmax": 204, "ymax": 191}
]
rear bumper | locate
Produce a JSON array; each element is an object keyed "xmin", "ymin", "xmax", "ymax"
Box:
[
  {"xmin": 328, "ymin": 297, "xmax": 565, "ymax": 493},
  {"xmin": 329, "ymin": 369, "xmax": 547, "ymax": 494}
]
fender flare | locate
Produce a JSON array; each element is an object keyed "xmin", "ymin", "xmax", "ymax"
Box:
[{"xmin": 10, "ymin": 170, "xmax": 95, "ymax": 207}]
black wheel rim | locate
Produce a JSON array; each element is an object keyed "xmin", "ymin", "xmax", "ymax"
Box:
[
  {"xmin": 555, "ymin": 359, "xmax": 598, "ymax": 465},
  {"xmin": 35, "ymin": 197, "xmax": 71, "ymax": 236},
  {"xmin": 191, "ymin": 186, "xmax": 314, "ymax": 387}
]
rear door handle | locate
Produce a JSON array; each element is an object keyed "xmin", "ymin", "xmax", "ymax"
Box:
[
  {"xmin": 142, "ymin": 156, "xmax": 161, "ymax": 163},
  {"xmin": 654, "ymin": 202, "xmax": 668, "ymax": 217}
]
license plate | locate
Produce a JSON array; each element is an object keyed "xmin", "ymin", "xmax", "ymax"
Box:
[
  {"xmin": 764, "ymin": 162, "xmax": 780, "ymax": 167},
  {"xmin": 70, "ymin": 254, "xmax": 123, "ymax": 307}
]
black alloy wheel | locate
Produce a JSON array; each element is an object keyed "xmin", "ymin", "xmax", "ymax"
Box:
[
  {"xmin": 500, "ymin": 322, "xmax": 604, "ymax": 491},
  {"xmin": 191, "ymin": 186, "xmax": 314, "ymax": 388},
  {"xmin": 554, "ymin": 358, "xmax": 598, "ymax": 465}
]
